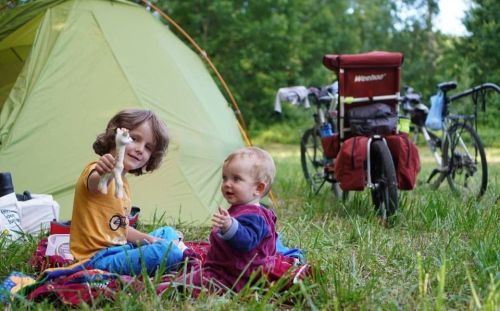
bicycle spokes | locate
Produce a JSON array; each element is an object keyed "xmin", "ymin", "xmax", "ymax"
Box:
[{"xmin": 444, "ymin": 122, "xmax": 487, "ymax": 197}]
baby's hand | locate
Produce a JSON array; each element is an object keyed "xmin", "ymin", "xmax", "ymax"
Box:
[
  {"xmin": 95, "ymin": 153, "xmax": 115, "ymax": 176},
  {"xmin": 212, "ymin": 206, "xmax": 232, "ymax": 233}
]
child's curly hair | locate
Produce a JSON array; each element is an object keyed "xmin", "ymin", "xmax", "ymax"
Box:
[{"xmin": 93, "ymin": 109, "xmax": 169, "ymax": 175}]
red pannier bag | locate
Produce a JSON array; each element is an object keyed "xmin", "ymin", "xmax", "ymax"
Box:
[
  {"xmin": 385, "ymin": 133, "xmax": 420, "ymax": 190},
  {"xmin": 335, "ymin": 136, "xmax": 368, "ymax": 190},
  {"xmin": 321, "ymin": 133, "xmax": 340, "ymax": 159}
]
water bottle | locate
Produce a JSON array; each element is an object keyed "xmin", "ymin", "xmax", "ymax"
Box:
[{"xmin": 320, "ymin": 123, "xmax": 333, "ymax": 137}]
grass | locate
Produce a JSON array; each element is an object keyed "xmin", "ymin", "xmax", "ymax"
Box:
[
  {"xmin": 1, "ymin": 144, "xmax": 499, "ymax": 310},
  {"xmin": 268, "ymin": 143, "xmax": 499, "ymax": 309}
]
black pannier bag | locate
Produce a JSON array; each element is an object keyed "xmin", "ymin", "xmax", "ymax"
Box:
[
  {"xmin": 411, "ymin": 107, "xmax": 428, "ymax": 127},
  {"xmin": 347, "ymin": 103, "xmax": 397, "ymax": 136}
]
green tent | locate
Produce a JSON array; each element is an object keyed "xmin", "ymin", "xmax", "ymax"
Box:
[{"xmin": 0, "ymin": 0, "xmax": 245, "ymax": 223}]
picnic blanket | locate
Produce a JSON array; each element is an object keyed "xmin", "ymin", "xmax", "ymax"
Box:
[
  {"xmin": 1, "ymin": 238, "xmax": 310, "ymax": 306},
  {"xmin": 0, "ymin": 266, "xmax": 139, "ymax": 305}
]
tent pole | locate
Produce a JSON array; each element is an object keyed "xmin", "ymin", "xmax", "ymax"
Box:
[{"xmin": 141, "ymin": 0, "xmax": 251, "ymax": 145}]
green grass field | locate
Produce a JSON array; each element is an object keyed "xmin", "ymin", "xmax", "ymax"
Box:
[
  {"xmin": 1, "ymin": 144, "xmax": 498, "ymax": 309},
  {"xmin": 267, "ymin": 143, "xmax": 499, "ymax": 310}
]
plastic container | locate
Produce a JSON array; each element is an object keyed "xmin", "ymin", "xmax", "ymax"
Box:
[
  {"xmin": 398, "ymin": 117, "xmax": 410, "ymax": 134},
  {"xmin": 0, "ymin": 172, "xmax": 14, "ymax": 197},
  {"xmin": 320, "ymin": 123, "xmax": 333, "ymax": 137}
]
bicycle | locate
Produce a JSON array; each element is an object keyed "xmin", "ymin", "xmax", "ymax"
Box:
[
  {"xmin": 300, "ymin": 51, "xmax": 409, "ymax": 220},
  {"xmin": 299, "ymin": 84, "xmax": 343, "ymax": 197},
  {"xmin": 400, "ymin": 81, "xmax": 500, "ymax": 197},
  {"xmin": 300, "ymin": 83, "xmax": 400, "ymax": 218}
]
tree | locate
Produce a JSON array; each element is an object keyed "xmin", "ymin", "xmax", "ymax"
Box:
[
  {"xmin": 155, "ymin": 0, "xmax": 400, "ymax": 131},
  {"xmin": 459, "ymin": 0, "xmax": 500, "ymax": 126},
  {"xmin": 389, "ymin": 0, "xmax": 441, "ymax": 95},
  {"xmin": 461, "ymin": 0, "xmax": 500, "ymax": 84},
  {"xmin": 4, "ymin": 0, "xmax": 496, "ymax": 132}
]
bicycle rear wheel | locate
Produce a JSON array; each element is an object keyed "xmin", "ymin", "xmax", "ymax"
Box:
[
  {"xmin": 442, "ymin": 122, "xmax": 488, "ymax": 197},
  {"xmin": 369, "ymin": 140, "xmax": 398, "ymax": 219}
]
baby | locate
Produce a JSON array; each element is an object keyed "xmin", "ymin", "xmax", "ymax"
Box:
[{"xmin": 180, "ymin": 146, "xmax": 277, "ymax": 294}]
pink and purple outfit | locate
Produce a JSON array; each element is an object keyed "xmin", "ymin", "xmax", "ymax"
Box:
[{"xmin": 181, "ymin": 203, "xmax": 277, "ymax": 293}]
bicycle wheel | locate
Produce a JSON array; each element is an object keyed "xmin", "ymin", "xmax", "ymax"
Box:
[
  {"xmin": 442, "ymin": 122, "xmax": 488, "ymax": 197},
  {"xmin": 369, "ymin": 140, "xmax": 398, "ymax": 219},
  {"xmin": 299, "ymin": 128, "xmax": 327, "ymax": 193}
]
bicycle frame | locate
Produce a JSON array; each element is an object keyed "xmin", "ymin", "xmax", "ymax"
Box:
[
  {"xmin": 414, "ymin": 123, "xmax": 444, "ymax": 167},
  {"xmin": 309, "ymin": 87, "xmax": 338, "ymax": 134},
  {"xmin": 299, "ymin": 86, "xmax": 338, "ymax": 193}
]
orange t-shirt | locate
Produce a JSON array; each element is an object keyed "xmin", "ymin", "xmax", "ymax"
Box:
[{"xmin": 69, "ymin": 162, "xmax": 131, "ymax": 261}]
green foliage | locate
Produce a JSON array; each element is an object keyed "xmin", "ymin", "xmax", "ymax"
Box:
[
  {"xmin": 156, "ymin": 0, "xmax": 398, "ymax": 127},
  {"xmin": 150, "ymin": 0, "xmax": 499, "ymax": 133},
  {"xmin": 462, "ymin": 0, "xmax": 500, "ymax": 85},
  {"xmin": 3, "ymin": 0, "xmax": 499, "ymax": 130}
]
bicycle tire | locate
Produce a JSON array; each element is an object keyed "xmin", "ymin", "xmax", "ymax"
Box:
[
  {"xmin": 369, "ymin": 140, "xmax": 398, "ymax": 219},
  {"xmin": 442, "ymin": 122, "xmax": 488, "ymax": 197},
  {"xmin": 300, "ymin": 128, "xmax": 342, "ymax": 197},
  {"xmin": 300, "ymin": 128, "xmax": 325, "ymax": 193}
]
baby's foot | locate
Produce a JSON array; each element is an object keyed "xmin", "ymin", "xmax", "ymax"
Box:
[{"xmin": 176, "ymin": 240, "xmax": 188, "ymax": 252}]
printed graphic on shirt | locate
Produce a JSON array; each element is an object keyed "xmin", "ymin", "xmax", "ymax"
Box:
[{"xmin": 109, "ymin": 214, "xmax": 128, "ymax": 231}]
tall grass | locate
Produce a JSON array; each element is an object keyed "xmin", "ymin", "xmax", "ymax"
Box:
[
  {"xmin": 267, "ymin": 144, "xmax": 499, "ymax": 309},
  {"xmin": 1, "ymin": 144, "xmax": 498, "ymax": 309}
]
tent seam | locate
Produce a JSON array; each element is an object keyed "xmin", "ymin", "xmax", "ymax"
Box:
[{"xmin": 89, "ymin": 9, "xmax": 143, "ymax": 107}]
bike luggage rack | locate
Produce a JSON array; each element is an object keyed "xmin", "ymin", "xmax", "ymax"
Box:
[
  {"xmin": 321, "ymin": 51, "xmax": 404, "ymax": 218},
  {"xmin": 323, "ymin": 51, "xmax": 404, "ymax": 141}
]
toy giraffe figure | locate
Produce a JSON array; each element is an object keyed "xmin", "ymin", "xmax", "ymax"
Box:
[{"xmin": 98, "ymin": 128, "xmax": 133, "ymax": 199}]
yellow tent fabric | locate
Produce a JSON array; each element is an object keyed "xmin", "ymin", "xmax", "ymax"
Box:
[{"xmin": 0, "ymin": 0, "xmax": 244, "ymax": 223}]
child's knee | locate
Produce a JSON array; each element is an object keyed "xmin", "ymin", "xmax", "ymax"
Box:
[
  {"xmin": 145, "ymin": 241, "xmax": 184, "ymax": 268},
  {"xmin": 149, "ymin": 226, "xmax": 180, "ymax": 241}
]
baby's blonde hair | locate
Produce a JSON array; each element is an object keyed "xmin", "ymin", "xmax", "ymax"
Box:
[{"xmin": 224, "ymin": 146, "xmax": 276, "ymax": 196}]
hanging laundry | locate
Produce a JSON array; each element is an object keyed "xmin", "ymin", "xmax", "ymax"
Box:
[{"xmin": 274, "ymin": 86, "xmax": 310, "ymax": 113}]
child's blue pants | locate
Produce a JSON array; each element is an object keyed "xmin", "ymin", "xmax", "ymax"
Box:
[{"xmin": 88, "ymin": 226, "xmax": 183, "ymax": 276}]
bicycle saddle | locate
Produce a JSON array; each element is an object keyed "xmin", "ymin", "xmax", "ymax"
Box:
[
  {"xmin": 438, "ymin": 81, "xmax": 457, "ymax": 92},
  {"xmin": 309, "ymin": 87, "xmax": 333, "ymax": 103}
]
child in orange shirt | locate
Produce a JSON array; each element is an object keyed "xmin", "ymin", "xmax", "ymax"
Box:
[{"xmin": 70, "ymin": 109, "xmax": 185, "ymax": 275}]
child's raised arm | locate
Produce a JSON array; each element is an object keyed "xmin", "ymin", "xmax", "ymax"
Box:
[{"xmin": 87, "ymin": 154, "xmax": 115, "ymax": 193}]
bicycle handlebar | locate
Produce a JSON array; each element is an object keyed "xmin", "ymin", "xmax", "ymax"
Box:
[
  {"xmin": 449, "ymin": 82, "xmax": 500, "ymax": 101},
  {"xmin": 448, "ymin": 82, "xmax": 500, "ymax": 112},
  {"xmin": 401, "ymin": 82, "xmax": 500, "ymax": 112}
]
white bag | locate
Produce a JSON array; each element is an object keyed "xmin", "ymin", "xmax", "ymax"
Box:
[
  {"xmin": 17, "ymin": 194, "xmax": 60, "ymax": 235},
  {"xmin": 46, "ymin": 234, "xmax": 74, "ymax": 260},
  {"xmin": 0, "ymin": 193, "xmax": 23, "ymax": 240}
]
